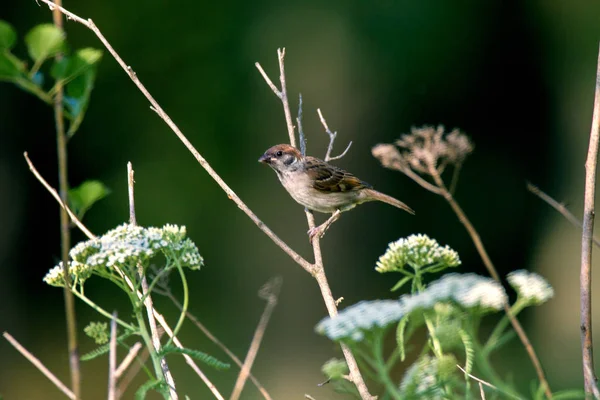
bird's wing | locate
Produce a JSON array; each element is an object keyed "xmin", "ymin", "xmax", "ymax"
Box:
[{"xmin": 304, "ymin": 156, "xmax": 372, "ymax": 193}]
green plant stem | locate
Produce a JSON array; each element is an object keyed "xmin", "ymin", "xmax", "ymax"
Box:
[
  {"xmin": 484, "ymin": 300, "xmax": 526, "ymax": 354},
  {"xmin": 372, "ymin": 333, "xmax": 402, "ymax": 400},
  {"xmin": 70, "ymin": 289, "xmax": 137, "ymax": 332},
  {"xmin": 133, "ymin": 305, "xmax": 166, "ymax": 393},
  {"xmin": 165, "ymin": 260, "xmax": 189, "ymax": 347}
]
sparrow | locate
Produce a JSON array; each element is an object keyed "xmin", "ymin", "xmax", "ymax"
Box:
[{"xmin": 258, "ymin": 144, "xmax": 414, "ymax": 241}]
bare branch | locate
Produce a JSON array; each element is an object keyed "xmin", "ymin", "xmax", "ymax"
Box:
[
  {"xmin": 108, "ymin": 312, "xmax": 118, "ymax": 400},
  {"xmin": 153, "ymin": 288, "xmax": 273, "ymax": 400},
  {"xmin": 277, "ymin": 48, "xmax": 297, "ymax": 147},
  {"xmin": 3, "ymin": 332, "xmax": 76, "ymax": 400},
  {"xmin": 24, "ymin": 152, "xmax": 95, "ymax": 239},
  {"xmin": 127, "ymin": 163, "xmax": 178, "ymax": 399},
  {"xmin": 114, "ymin": 342, "xmax": 142, "ymax": 379},
  {"xmin": 152, "ymin": 310, "xmax": 226, "ymax": 400},
  {"xmin": 317, "ymin": 108, "xmax": 352, "ymax": 162},
  {"xmin": 527, "ymin": 183, "xmax": 600, "ymax": 247},
  {"xmin": 230, "ymin": 277, "xmax": 281, "ymax": 400},
  {"xmin": 297, "ymin": 93, "xmax": 306, "ymax": 156},
  {"xmin": 581, "ymin": 42, "xmax": 600, "ymax": 397}
]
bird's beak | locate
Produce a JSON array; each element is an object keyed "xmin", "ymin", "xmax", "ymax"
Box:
[{"xmin": 258, "ymin": 154, "xmax": 271, "ymax": 164}]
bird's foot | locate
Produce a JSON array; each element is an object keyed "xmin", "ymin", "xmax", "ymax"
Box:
[{"xmin": 308, "ymin": 224, "xmax": 326, "ymax": 243}]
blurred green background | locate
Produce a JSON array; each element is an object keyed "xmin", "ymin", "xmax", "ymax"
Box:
[{"xmin": 2, "ymin": 0, "xmax": 600, "ymax": 398}]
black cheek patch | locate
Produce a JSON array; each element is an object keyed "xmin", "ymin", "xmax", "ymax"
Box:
[{"xmin": 283, "ymin": 156, "xmax": 295, "ymax": 166}]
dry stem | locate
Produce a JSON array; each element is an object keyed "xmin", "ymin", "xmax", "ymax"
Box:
[
  {"xmin": 153, "ymin": 289, "xmax": 272, "ymax": 400},
  {"xmin": 581, "ymin": 43, "xmax": 600, "ymax": 397},
  {"xmin": 230, "ymin": 277, "xmax": 281, "ymax": 400},
  {"xmin": 108, "ymin": 311, "xmax": 118, "ymax": 400},
  {"xmin": 3, "ymin": 332, "xmax": 76, "ymax": 400},
  {"xmin": 317, "ymin": 108, "xmax": 352, "ymax": 162},
  {"xmin": 51, "ymin": 0, "xmax": 81, "ymax": 395},
  {"xmin": 527, "ymin": 183, "xmax": 600, "ymax": 247},
  {"xmin": 127, "ymin": 162, "xmax": 178, "ymax": 398}
]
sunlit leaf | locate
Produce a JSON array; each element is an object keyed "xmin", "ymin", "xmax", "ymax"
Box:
[
  {"xmin": 25, "ymin": 24, "xmax": 65, "ymax": 63},
  {"xmin": 51, "ymin": 47, "xmax": 103, "ymax": 82},
  {"xmin": 68, "ymin": 180, "xmax": 110, "ymax": 220},
  {"xmin": 0, "ymin": 20, "xmax": 17, "ymax": 50}
]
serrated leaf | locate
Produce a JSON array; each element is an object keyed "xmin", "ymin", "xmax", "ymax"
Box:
[
  {"xmin": 0, "ymin": 21, "xmax": 17, "ymax": 50},
  {"xmin": 458, "ymin": 329, "xmax": 474, "ymax": 375},
  {"xmin": 25, "ymin": 24, "xmax": 65, "ymax": 63},
  {"xmin": 396, "ymin": 316, "xmax": 410, "ymax": 361},
  {"xmin": 390, "ymin": 276, "xmax": 412, "ymax": 292},
  {"xmin": 135, "ymin": 380, "xmax": 168, "ymax": 400},
  {"xmin": 80, "ymin": 330, "xmax": 135, "ymax": 361},
  {"xmin": 68, "ymin": 180, "xmax": 110, "ymax": 220},
  {"xmin": 158, "ymin": 345, "xmax": 230, "ymax": 370}
]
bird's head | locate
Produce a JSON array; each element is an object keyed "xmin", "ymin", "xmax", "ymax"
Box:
[{"xmin": 258, "ymin": 144, "xmax": 302, "ymax": 172}]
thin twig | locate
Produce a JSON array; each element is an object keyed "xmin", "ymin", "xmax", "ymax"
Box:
[
  {"xmin": 153, "ymin": 288, "xmax": 273, "ymax": 400},
  {"xmin": 114, "ymin": 342, "xmax": 142, "ymax": 379},
  {"xmin": 116, "ymin": 344, "xmax": 151, "ymax": 397},
  {"xmin": 24, "ymin": 152, "xmax": 95, "ymax": 238},
  {"xmin": 36, "ymin": 0, "xmax": 314, "ymax": 276},
  {"xmin": 479, "ymin": 383, "xmax": 486, "ymax": 400},
  {"xmin": 297, "ymin": 93, "xmax": 306, "ymax": 156},
  {"xmin": 317, "ymin": 108, "xmax": 352, "ymax": 162},
  {"xmin": 256, "ymin": 52, "xmax": 375, "ymax": 400},
  {"xmin": 127, "ymin": 162, "xmax": 178, "ymax": 399},
  {"xmin": 152, "ymin": 310, "xmax": 226, "ymax": 400},
  {"xmin": 456, "ymin": 365, "xmax": 521, "ymax": 400},
  {"xmin": 427, "ymin": 165, "xmax": 551, "ymax": 399},
  {"xmin": 527, "ymin": 183, "xmax": 600, "ymax": 247},
  {"xmin": 108, "ymin": 311, "xmax": 118, "ymax": 400},
  {"xmin": 230, "ymin": 277, "xmax": 281, "ymax": 400},
  {"xmin": 581, "ymin": 42, "xmax": 600, "ymax": 397},
  {"xmin": 50, "ymin": 0, "xmax": 81, "ymax": 396},
  {"xmin": 3, "ymin": 332, "xmax": 76, "ymax": 400}
]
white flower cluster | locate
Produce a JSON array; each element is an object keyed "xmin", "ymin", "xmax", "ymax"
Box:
[
  {"xmin": 375, "ymin": 234, "xmax": 461, "ymax": 273},
  {"xmin": 315, "ymin": 300, "xmax": 405, "ymax": 342},
  {"xmin": 507, "ymin": 270, "xmax": 554, "ymax": 306},
  {"xmin": 399, "ymin": 355, "xmax": 446, "ymax": 399},
  {"xmin": 43, "ymin": 223, "xmax": 203, "ymax": 286},
  {"xmin": 400, "ymin": 273, "xmax": 507, "ymax": 313}
]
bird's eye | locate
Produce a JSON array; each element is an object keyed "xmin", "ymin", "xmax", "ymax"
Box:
[{"xmin": 275, "ymin": 150, "xmax": 283, "ymax": 157}]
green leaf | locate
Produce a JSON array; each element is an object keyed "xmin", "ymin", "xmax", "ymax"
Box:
[
  {"xmin": 458, "ymin": 329, "xmax": 474, "ymax": 375},
  {"xmin": 64, "ymin": 62, "xmax": 100, "ymax": 136},
  {"xmin": 396, "ymin": 316, "xmax": 410, "ymax": 361},
  {"xmin": 80, "ymin": 330, "xmax": 135, "ymax": 361},
  {"xmin": 68, "ymin": 180, "xmax": 110, "ymax": 220},
  {"xmin": 157, "ymin": 345, "xmax": 230, "ymax": 370},
  {"xmin": 135, "ymin": 380, "xmax": 169, "ymax": 400},
  {"xmin": 25, "ymin": 24, "xmax": 65, "ymax": 64},
  {"xmin": 0, "ymin": 50, "xmax": 25, "ymax": 80},
  {"xmin": 390, "ymin": 276, "xmax": 412, "ymax": 292},
  {"xmin": 0, "ymin": 21, "xmax": 17, "ymax": 50},
  {"xmin": 551, "ymin": 389, "xmax": 587, "ymax": 399},
  {"xmin": 51, "ymin": 47, "xmax": 102, "ymax": 82}
]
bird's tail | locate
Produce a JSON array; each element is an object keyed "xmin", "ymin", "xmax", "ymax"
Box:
[{"xmin": 362, "ymin": 188, "xmax": 415, "ymax": 215}]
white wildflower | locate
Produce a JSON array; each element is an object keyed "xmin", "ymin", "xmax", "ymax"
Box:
[
  {"xmin": 315, "ymin": 300, "xmax": 405, "ymax": 341},
  {"xmin": 376, "ymin": 234, "xmax": 460, "ymax": 273},
  {"xmin": 400, "ymin": 273, "xmax": 507, "ymax": 313},
  {"xmin": 507, "ymin": 270, "xmax": 554, "ymax": 305}
]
